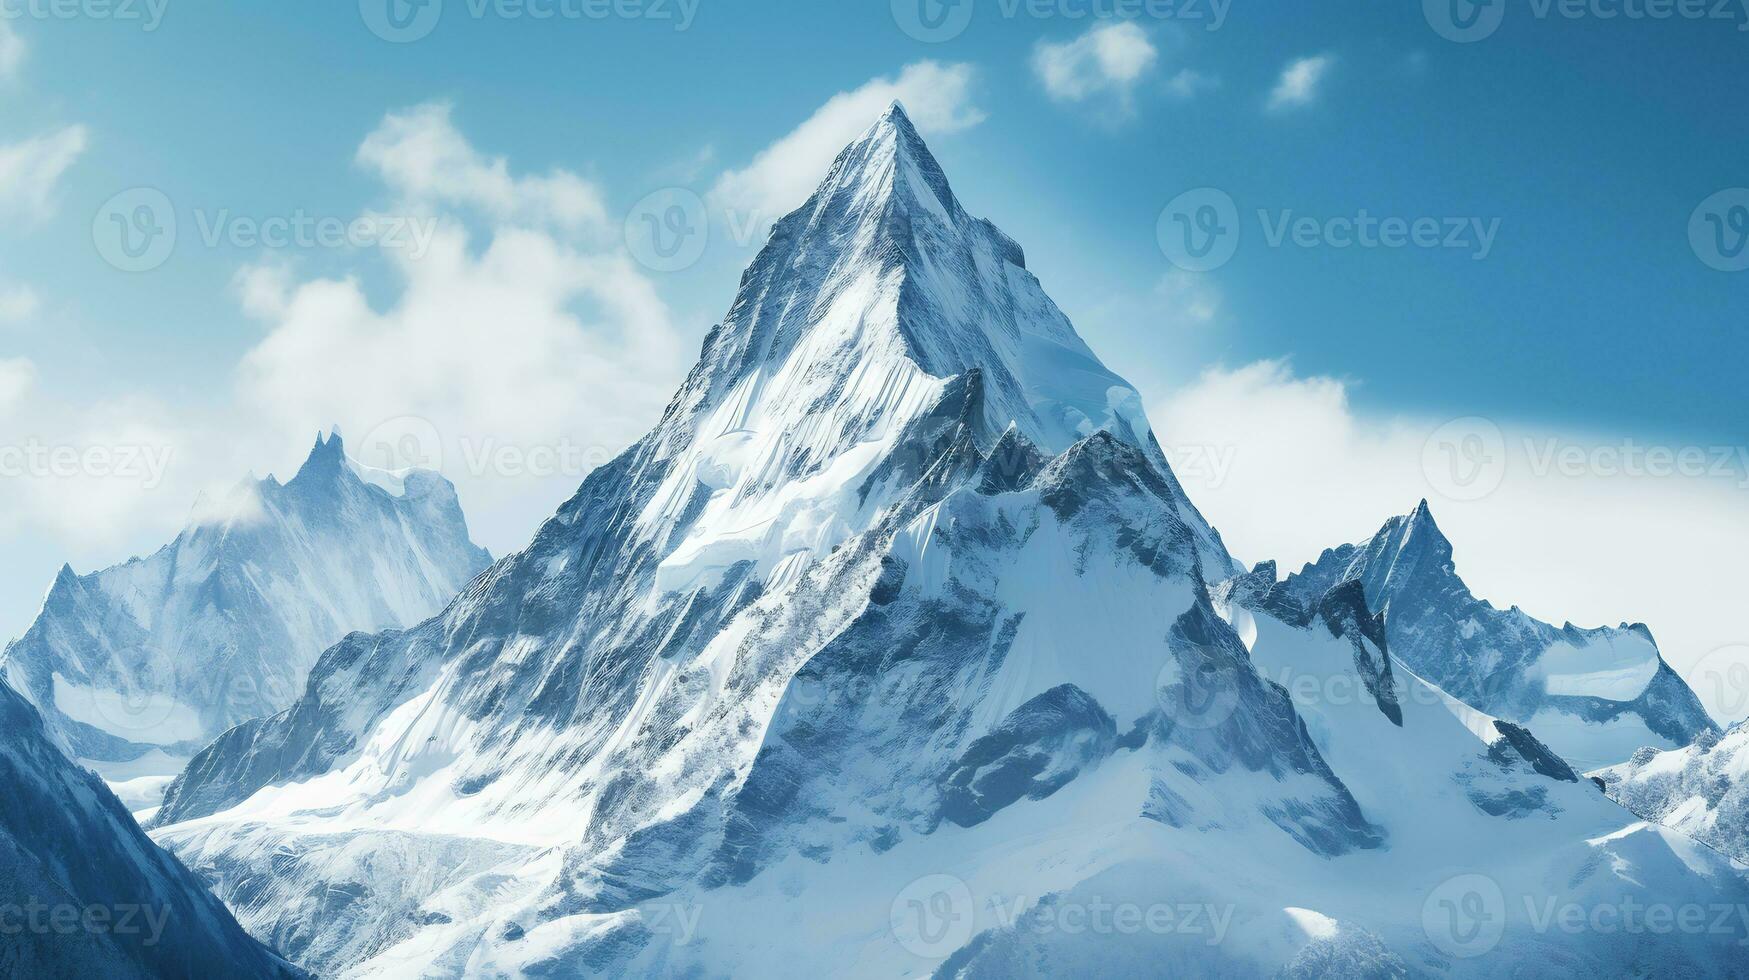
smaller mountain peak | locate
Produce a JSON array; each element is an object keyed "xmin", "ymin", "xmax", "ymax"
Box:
[
  {"xmin": 1397, "ymin": 499, "xmax": 1450, "ymax": 550},
  {"xmin": 41, "ymin": 563, "xmax": 82, "ymax": 610},
  {"xmin": 291, "ymin": 427, "xmax": 349, "ymax": 486}
]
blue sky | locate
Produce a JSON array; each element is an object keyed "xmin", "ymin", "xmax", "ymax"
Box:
[{"xmin": 2, "ymin": 3, "xmax": 1746, "ymax": 713}]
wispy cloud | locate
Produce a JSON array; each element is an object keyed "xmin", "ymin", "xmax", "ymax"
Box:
[
  {"xmin": 710, "ymin": 61, "xmax": 984, "ymax": 221},
  {"xmin": 0, "ymin": 357, "xmax": 33, "ymax": 416},
  {"xmin": 0, "ymin": 21, "xmax": 24, "ymax": 81},
  {"xmin": 0, "ymin": 125, "xmax": 88, "ymax": 223},
  {"xmin": 1033, "ymin": 22, "xmax": 1160, "ymax": 110},
  {"xmin": 241, "ymin": 107, "xmax": 687, "ymax": 551},
  {"xmin": 1165, "ymin": 68, "xmax": 1220, "ymax": 101},
  {"xmin": 357, "ymin": 102, "xmax": 609, "ymax": 237},
  {"xmin": 0, "ymin": 283, "xmax": 40, "ymax": 325},
  {"xmin": 1267, "ymin": 54, "xmax": 1335, "ymax": 112}
]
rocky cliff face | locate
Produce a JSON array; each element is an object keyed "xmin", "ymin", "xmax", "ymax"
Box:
[{"xmin": 0, "ymin": 677, "xmax": 302, "ymax": 978}]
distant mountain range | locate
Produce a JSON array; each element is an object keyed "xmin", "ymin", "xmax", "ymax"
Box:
[{"xmin": 1, "ymin": 429, "xmax": 490, "ymax": 812}]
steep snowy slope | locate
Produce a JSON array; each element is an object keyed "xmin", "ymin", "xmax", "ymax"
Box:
[
  {"xmin": 1285, "ymin": 501, "xmax": 1714, "ymax": 771},
  {"xmin": 1, "ymin": 429, "xmax": 491, "ymax": 793},
  {"xmin": 147, "ymin": 106, "xmax": 1749, "ymax": 978},
  {"xmin": 1599, "ymin": 725, "xmax": 1749, "ymax": 865},
  {"xmin": 0, "ymin": 677, "xmax": 301, "ymax": 978}
]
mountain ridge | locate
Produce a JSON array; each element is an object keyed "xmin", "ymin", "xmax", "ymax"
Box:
[
  {"xmin": 142, "ymin": 107, "xmax": 1749, "ymax": 978},
  {"xmin": 0, "ymin": 429, "xmax": 492, "ymax": 796}
]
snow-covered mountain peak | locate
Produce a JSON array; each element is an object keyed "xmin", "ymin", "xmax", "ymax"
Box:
[
  {"xmin": 810, "ymin": 99, "xmax": 965, "ymax": 231},
  {"xmin": 1288, "ymin": 500, "xmax": 1713, "ymax": 769},
  {"xmin": 678, "ymin": 102, "xmax": 1155, "ymax": 456},
  {"xmin": 1, "ymin": 432, "xmax": 491, "ymax": 788},
  {"xmin": 632, "ymin": 107, "xmax": 1232, "ymax": 595},
  {"xmin": 289, "ymin": 426, "xmax": 347, "ymax": 480}
]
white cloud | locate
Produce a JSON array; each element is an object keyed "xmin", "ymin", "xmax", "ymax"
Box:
[
  {"xmin": 710, "ymin": 61, "xmax": 985, "ymax": 221},
  {"xmin": 0, "ymin": 21, "xmax": 24, "ymax": 81},
  {"xmin": 0, "ymin": 283, "xmax": 40, "ymax": 324},
  {"xmin": 0, "ymin": 124, "xmax": 88, "ymax": 223},
  {"xmin": 239, "ymin": 108, "xmax": 687, "ymax": 553},
  {"xmin": 0, "ymin": 357, "xmax": 34, "ymax": 415},
  {"xmin": 1267, "ymin": 54, "xmax": 1334, "ymax": 111},
  {"xmin": 1166, "ymin": 68, "xmax": 1219, "ymax": 101},
  {"xmin": 357, "ymin": 102, "xmax": 609, "ymax": 236},
  {"xmin": 1149, "ymin": 270, "xmax": 1221, "ymax": 329},
  {"xmin": 1032, "ymin": 22, "xmax": 1159, "ymax": 106},
  {"xmin": 1152, "ymin": 360, "xmax": 1749, "ymax": 723}
]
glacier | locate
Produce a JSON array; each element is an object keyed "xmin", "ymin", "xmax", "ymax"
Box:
[
  {"xmin": 0, "ymin": 429, "xmax": 491, "ymax": 812},
  {"xmin": 135, "ymin": 105, "xmax": 1749, "ymax": 977}
]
